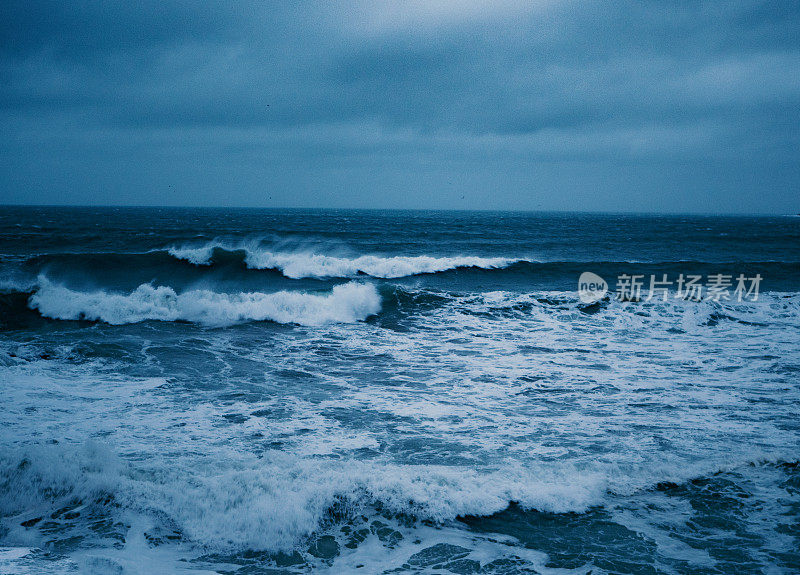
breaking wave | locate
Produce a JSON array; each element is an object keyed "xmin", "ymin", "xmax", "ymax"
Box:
[
  {"xmin": 7, "ymin": 278, "xmax": 800, "ymax": 331},
  {"xmin": 0, "ymin": 440, "xmax": 793, "ymax": 555},
  {"xmin": 27, "ymin": 279, "xmax": 381, "ymax": 327},
  {"xmin": 167, "ymin": 242, "xmax": 521, "ymax": 278}
]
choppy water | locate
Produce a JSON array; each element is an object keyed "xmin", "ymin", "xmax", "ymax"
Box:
[{"xmin": 1, "ymin": 207, "xmax": 799, "ymax": 574}]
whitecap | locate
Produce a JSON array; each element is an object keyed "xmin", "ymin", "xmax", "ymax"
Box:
[{"xmin": 28, "ymin": 278, "xmax": 381, "ymax": 327}]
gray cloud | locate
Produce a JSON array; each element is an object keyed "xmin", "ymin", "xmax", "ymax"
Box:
[{"xmin": 1, "ymin": 1, "xmax": 799, "ymax": 212}]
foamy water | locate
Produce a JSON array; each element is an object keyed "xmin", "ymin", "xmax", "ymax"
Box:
[
  {"xmin": 29, "ymin": 278, "xmax": 381, "ymax": 326},
  {"xmin": 168, "ymin": 240, "xmax": 521, "ymax": 278},
  {"xmin": 1, "ymin": 208, "xmax": 799, "ymax": 574}
]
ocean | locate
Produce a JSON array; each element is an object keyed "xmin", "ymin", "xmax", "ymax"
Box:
[{"xmin": 0, "ymin": 206, "xmax": 798, "ymax": 574}]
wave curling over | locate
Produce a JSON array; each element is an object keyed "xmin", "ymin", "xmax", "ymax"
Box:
[
  {"xmin": 168, "ymin": 241, "xmax": 521, "ymax": 278},
  {"xmin": 28, "ymin": 278, "xmax": 381, "ymax": 326}
]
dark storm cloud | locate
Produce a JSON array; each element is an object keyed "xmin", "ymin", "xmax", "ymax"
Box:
[
  {"xmin": 1, "ymin": 1, "xmax": 799, "ymax": 211},
  {"xmin": 0, "ymin": 1, "xmax": 238, "ymax": 57}
]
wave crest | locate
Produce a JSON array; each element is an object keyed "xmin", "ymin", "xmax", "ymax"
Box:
[
  {"xmin": 166, "ymin": 244, "xmax": 219, "ymax": 266},
  {"xmin": 248, "ymin": 252, "xmax": 518, "ymax": 279},
  {"xmin": 167, "ymin": 241, "xmax": 521, "ymax": 278},
  {"xmin": 28, "ymin": 279, "xmax": 381, "ymax": 327}
]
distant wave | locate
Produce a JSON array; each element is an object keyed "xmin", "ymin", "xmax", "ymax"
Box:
[
  {"xmin": 167, "ymin": 242, "xmax": 521, "ymax": 278},
  {"xmin": 167, "ymin": 244, "xmax": 220, "ymax": 266},
  {"xmin": 13, "ymin": 246, "xmax": 800, "ymax": 288},
  {"xmin": 27, "ymin": 278, "xmax": 381, "ymax": 327}
]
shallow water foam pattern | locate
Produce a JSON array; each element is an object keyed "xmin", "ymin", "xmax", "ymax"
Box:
[{"xmin": 2, "ymin": 290, "xmax": 799, "ymax": 573}]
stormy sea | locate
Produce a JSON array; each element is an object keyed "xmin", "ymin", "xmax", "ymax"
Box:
[{"xmin": 1, "ymin": 206, "xmax": 798, "ymax": 574}]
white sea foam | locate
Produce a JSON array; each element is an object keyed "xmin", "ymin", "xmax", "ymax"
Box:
[
  {"xmin": 166, "ymin": 240, "xmax": 520, "ymax": 278},
  {"xmin": 0, "ymin": 276, "xmax": 37, "ymax": 294},
  {"xmin": 166, "ymin": 244, "xmax": 218, "ymax": 266},
  {"xmin": 4, "ymin": 285, "xmax": 800, "ymax": 570},
  {"xmin": 247, "ymin": 252, "xmax": 517, "ymax": 279},
  {"xmin": 28, "ymin": 278, "xmax": 381, "ymax": 326},
  {"xmin": 0, "ymin": 434, "xmax": 791, "ymax": 558}
]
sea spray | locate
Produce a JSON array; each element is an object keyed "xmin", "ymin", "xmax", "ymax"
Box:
[
  {"xmin": 29, "ymin": 278, "xmax": 381, "ymax": 326},
  {"xmin": 167, "ymin": 240, "xmax": 522, "ymax": 278}
]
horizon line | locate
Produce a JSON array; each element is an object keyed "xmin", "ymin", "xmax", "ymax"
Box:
[{"xmin": 0, "ymin": 203, "xmax": 797, "ymax": 218}]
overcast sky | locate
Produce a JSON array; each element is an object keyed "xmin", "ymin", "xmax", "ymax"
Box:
[{"xmin": 1, "ymin": 1, "xmax": 798, "ymax": 213}]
